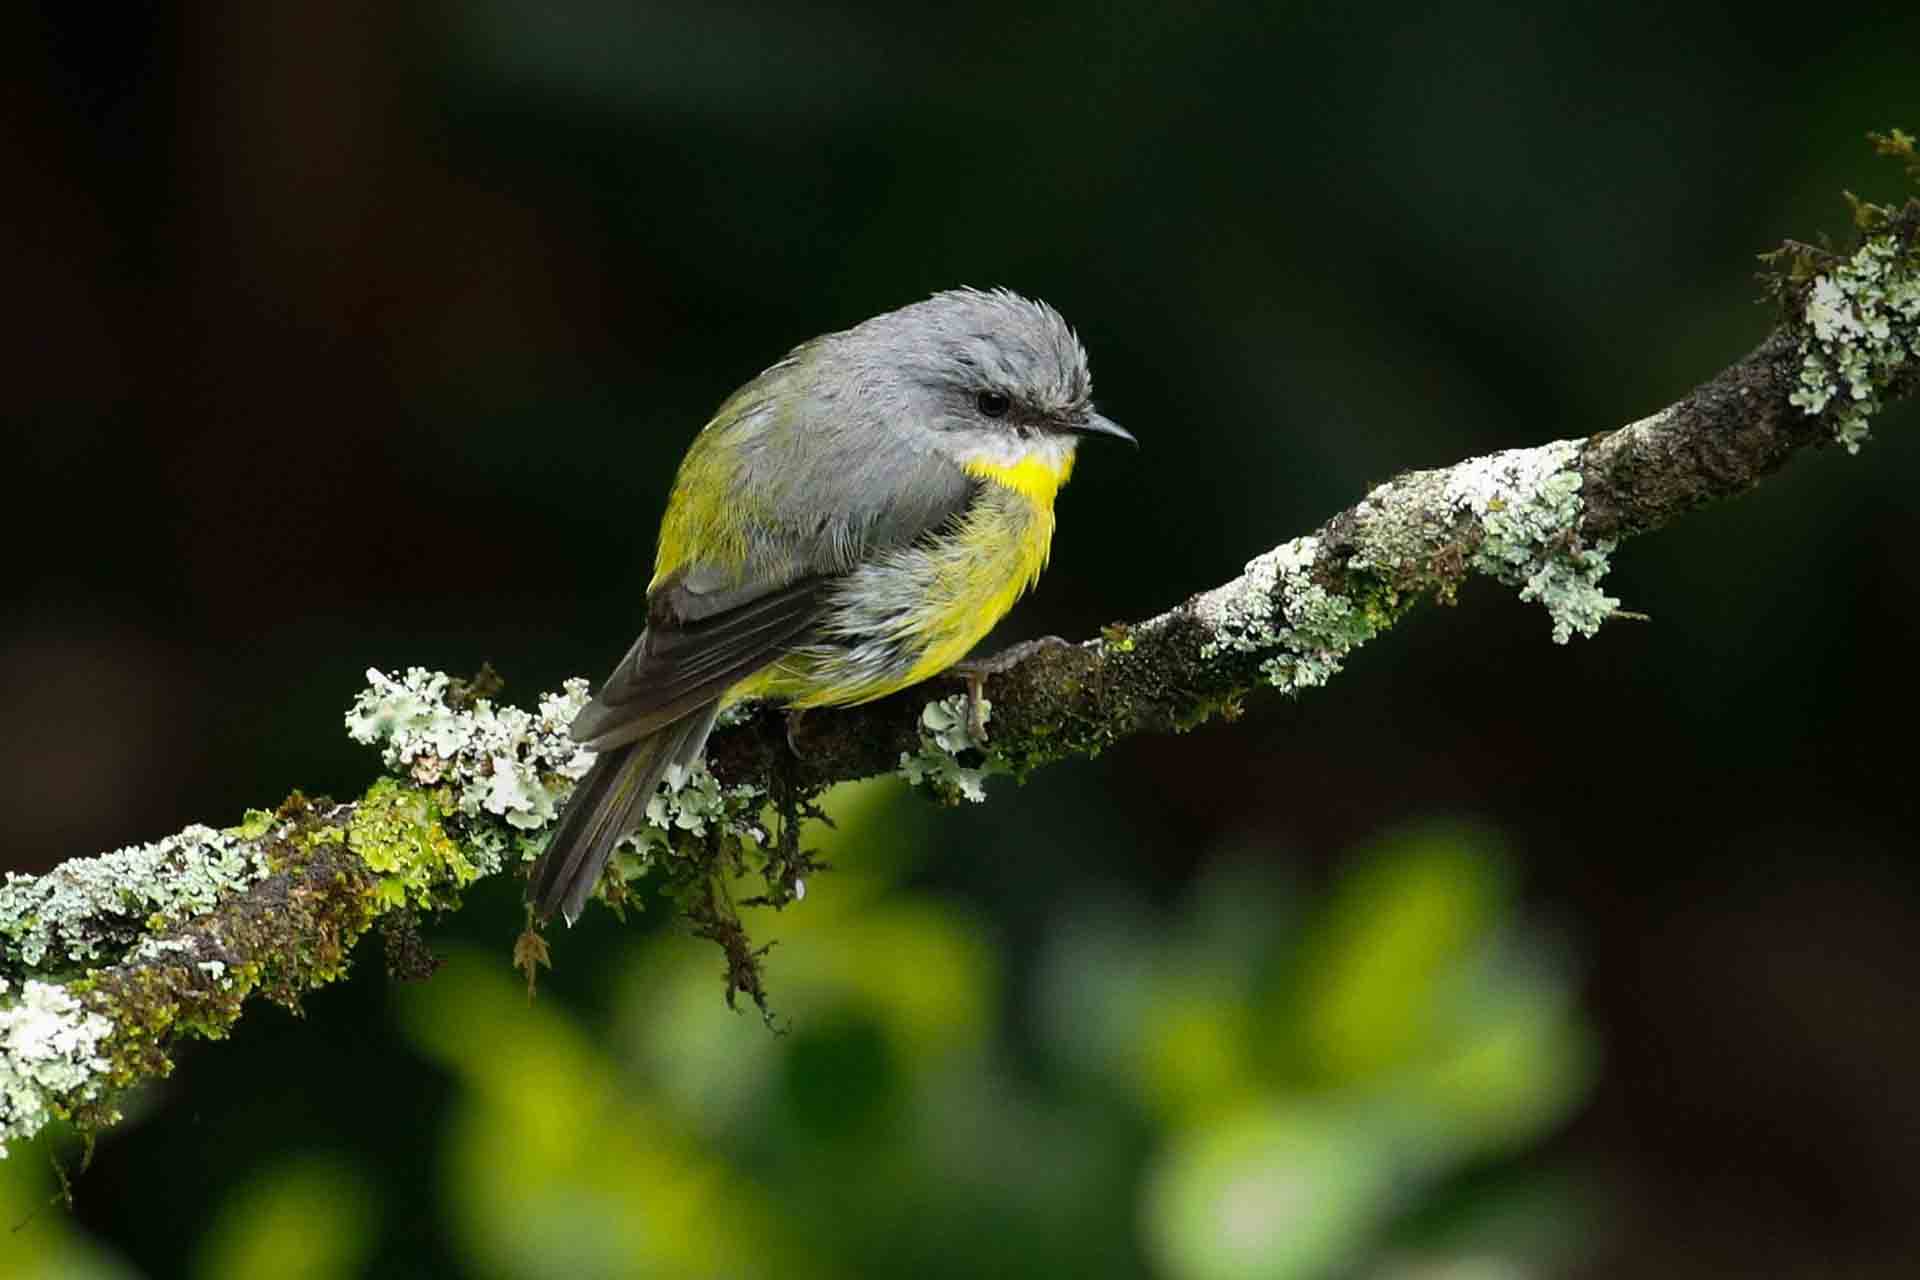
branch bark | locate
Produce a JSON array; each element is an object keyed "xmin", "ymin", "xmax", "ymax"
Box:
[
  {"xmin": 3, "ymin": 184, "xmax": 1916, "ymax": 1160},
  {"xmin": 711, "ymin": 315, "xmax": 1915, "ymax": 792}
]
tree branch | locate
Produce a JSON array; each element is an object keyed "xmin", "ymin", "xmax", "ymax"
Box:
[{"xmin": 4, "ymin": 153, "xmax": 1916, "ymax": 1159}]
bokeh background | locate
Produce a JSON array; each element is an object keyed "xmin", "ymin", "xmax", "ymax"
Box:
[{"xmin": 6, "ymin": 3, "xmax": 1920, "ymax": 1277}]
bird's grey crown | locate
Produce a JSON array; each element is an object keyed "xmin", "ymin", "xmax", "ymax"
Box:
[{"xmin": 838, "ymin": 287, "xmax": 1092, "ymax": 420}]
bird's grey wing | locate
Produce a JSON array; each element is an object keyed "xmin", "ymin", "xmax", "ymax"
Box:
[
  {"xmin": 715, "ymin": 349, "xmax": 982, "ymax": 571},
  {"xmin": 569, "ymin": 575, "xmax": 829, "ymax": 749},
  {"xmin": 571, "ymin": 452, "xmax": 978, "ymax": 751}
]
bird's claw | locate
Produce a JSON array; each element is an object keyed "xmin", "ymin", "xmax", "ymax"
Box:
[{"xmin": 948, "ymin": 636, "xmax": 1072, "ymax": 743}]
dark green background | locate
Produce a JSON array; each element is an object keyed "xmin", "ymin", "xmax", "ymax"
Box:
[{"xmin": 7, "ymin": 2, "xmax": 1920, "ymax": 1275}]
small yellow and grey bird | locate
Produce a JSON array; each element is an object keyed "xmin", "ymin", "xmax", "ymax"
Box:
[{"xmin": 529, "ymin": 288, "xmax": 1134, "ymax": 923}]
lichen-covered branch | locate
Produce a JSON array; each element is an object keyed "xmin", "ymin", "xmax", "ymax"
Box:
[{"xmin": 4, "ymin": 141, "xmax": 1917, "ymax": 1160}]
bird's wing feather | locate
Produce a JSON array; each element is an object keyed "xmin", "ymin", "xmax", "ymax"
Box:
[
  {"xmin": 570, "ymin": 576, "xmax": 828, "ymax": 749},
  {"xmin": 572, "ymin": 469, "xmax": 979, "ymax": 751}
]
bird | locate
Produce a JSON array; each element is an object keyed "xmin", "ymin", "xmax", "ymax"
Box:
[{"xmin": 528, "ymin": 288, "xmax": 1135, "ymax": 924}]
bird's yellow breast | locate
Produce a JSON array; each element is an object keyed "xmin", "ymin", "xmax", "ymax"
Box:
[
  {"xmin": 907, "ymin": 449, "xmax": 1075, "ymax": 665},
  {"xmin": 732, "ymin": 445, "xmax": 1073, "ymax": 708}
]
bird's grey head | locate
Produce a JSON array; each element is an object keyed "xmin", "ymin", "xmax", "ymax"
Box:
[{"xmin": 829, "ymin": 288, "xmax": 1134, "ymax": 463}]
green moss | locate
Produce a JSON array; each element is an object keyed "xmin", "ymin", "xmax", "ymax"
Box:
[
  {"xmin": 345, "ymin": 778, "xmax": 478, "ymax": 910},
  {"xmin": 226, "ymin": 809, "xmax": 277, "ymax": 841},
  {"xmin": 33, "ymin": 811, "xmax": 395, "ymax": 1152},
  {"xmin": 77, "ymin": 964, "xmax": 244, "ymax": 1092},
  {"xmin": 298, "ymin": 825, "xmax": 347, "ymax": 853}
]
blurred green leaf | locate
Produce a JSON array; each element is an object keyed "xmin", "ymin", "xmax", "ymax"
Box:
[
  {"xmin": 399, "ymin": 949, "xmax": 810, "ymax": 1280},
  {"xmin": 1396, "ymin": 961, "xmax": 1597, "ymax": 1164},
  {"xmin": 1138, "ymin": 986, "xmax": 1262, "ymax": 1125},
  {"xmin": 1142, "ymin": 1102, "xmax": 1396, "ymax": 1280},
  {"xmin": 1033, "ymin": 894, "xmax": 1166, "ymax": 1091},
  {"xmin": 0, "ymin": 1144, "xmax": 140, "ymax": 1280},
  {"xmin": 750, "ymin": 901, "xmax": 997, "ymax": 1067},
  {"xmin": 192, "ymin": 1156, "xmax": 376, "ymax": 1280},
  {"xmin": 1288, "ymin": 824, "xmax": 1514, "ymax": 1084}
]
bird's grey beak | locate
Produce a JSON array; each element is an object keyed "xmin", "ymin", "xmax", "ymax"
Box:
[{"xmin": 1071, "ymin": 412, "xmax": 1138, "ymax": 446}]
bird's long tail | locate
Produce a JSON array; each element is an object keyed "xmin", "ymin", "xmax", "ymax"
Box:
[{"xmin": 528, "ymin": 703, "xmax": 720, "ymax": 924}]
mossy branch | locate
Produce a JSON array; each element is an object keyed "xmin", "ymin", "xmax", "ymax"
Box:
[{"xmin": 4, "ymin": 140, "xmax": 1917, "ymax": 1160}]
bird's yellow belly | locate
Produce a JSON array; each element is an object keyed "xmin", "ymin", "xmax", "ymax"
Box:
[{"xmin": 731, "ymin": 458, "xmax": 1065, "ymax": 708}]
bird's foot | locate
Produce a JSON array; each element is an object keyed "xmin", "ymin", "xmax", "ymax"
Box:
[
  {"xmin": 948, "ymin": 636, "xmax": 1072, "ymax": 742},
  {"xmin": 784, "ymin": 707, "xmax": 809, "ymax": 757}
]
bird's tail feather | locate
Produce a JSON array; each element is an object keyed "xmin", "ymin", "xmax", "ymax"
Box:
[{"xmin": 528, "ymin": 703, "xmax": 719, "ymax": 924}]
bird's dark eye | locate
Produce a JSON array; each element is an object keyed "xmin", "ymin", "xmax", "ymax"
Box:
[{"xmin": 975, "ymin": 390, "xmax": 1011, "ymax": 419}]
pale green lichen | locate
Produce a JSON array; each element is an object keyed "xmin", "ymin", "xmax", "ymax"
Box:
[
  {"xmin": 348, "ymin": 669, "xmax": 771, "ymax": 909},
  {"xmin": 608, "ymin": 761, "xmax": 769, "ymax": 872},
  {"xmin": 592, "ymin": 760, "xmax": 771, "ymax": 902},
  {"xmin": 647, "ymin": 764, "xmax": 765, "ymax": 842},
  {"xmin": 345, "ymin": 668, "xmax": 595, "ymax": 840},
  {"xmin": 1187, "ymin": 445, "xmax": 1616, "ymax": 671},
  {"xmin": 1788, "ymin": 235, "xmax": 1920, "ymax": 453},
  {"xmin": 1, "ymin": 823, "xmax": 270, "ymax": 973},
  {"xmin": 900, "ymin": 694, "xmax": 997, "ymax": 802},
  {"xmin": 1192, "ymin": 538, "xmax": 1302, "ymax": 662},
  {"xmin": 0, "ymin": 977, "xmax": 113, "ymax": 1157},
  {"xmin": 125, "ymin": 936, "xmax": 194, "ymax": 964},
  {"xmin": 1193, "ymin": 536, "xmax": 1385, "ymax": 690},
  {"xmin": 1443, "ymin": 442, "xmax": 1619, "ymax": 644}
]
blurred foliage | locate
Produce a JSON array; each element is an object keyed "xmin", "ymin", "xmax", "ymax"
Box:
[
  {"xmin": 11, "ymin": 793, "xmax": 1590, "ymax": 1278},
  {"xmin": 0, "ymin": 1154, "xmax": 136, "ymax": 1280},
  {"xmin": 190, "ymin": 1158, "xmax": 377, "ymax": 1280},
  {"xmin": 10, "ymin": 788, "xmax": 1591, "ymax": 1278}
]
